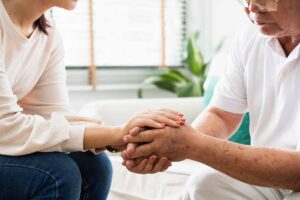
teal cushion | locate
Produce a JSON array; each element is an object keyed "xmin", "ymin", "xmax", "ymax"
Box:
[{"xmin": 203, "ymin": 76, "xmax": 251, "ymax": 145}]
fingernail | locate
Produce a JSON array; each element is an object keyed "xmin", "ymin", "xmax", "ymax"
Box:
[{"xmin": 123, "ymin": 136, "xmax": 128, "ymax": 142}]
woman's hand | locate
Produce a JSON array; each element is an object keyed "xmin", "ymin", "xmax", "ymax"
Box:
[{"xmin": 122, "ymin": 109, "xmax": 185, "ymax": 137}]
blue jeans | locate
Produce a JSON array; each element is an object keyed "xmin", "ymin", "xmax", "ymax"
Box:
[{"xmin": 0, "ymin": 152, "xmax": 112, "ymax": 200}]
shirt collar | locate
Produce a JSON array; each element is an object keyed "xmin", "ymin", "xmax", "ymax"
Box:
[{"xmin": 267, "ymin": 37, "xmax": 300, "ymax": 63}]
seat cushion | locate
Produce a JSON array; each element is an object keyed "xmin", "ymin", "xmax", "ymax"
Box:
[{"xmin": 108, "ymin": 156, "xmax": 205, "ymax": 200}]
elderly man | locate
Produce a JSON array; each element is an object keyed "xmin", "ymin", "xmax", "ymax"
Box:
[{"xmin": 122, "ymin": 0, "xmax": 300, "ymax": 199}]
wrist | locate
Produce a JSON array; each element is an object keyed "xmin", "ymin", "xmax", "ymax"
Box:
[
  {"xmin": 111, "ymin": 126, "xmax": 125, "ymax": 146},
  {"xmin": 185, "ymin": 131, "xmax": 207, "ymax": 160},
  {"xmin": 83, "ymin": 125, "xmax": 124, "ymax": 150}
]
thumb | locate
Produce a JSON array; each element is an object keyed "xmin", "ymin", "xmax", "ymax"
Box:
[
  {"xmin": 129, "ymin": 127, "xmax": 144, "ymax": 136},
  {"xmin": 126, "ymin": 143, "xmax": 138, "ymax": 157}
]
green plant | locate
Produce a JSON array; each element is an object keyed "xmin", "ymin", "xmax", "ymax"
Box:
[{"xmin": 138, "ymin": 33, "xmax": 222, "ymax": 98}]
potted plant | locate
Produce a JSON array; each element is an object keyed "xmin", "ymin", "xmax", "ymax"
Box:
[{"xmin": 138, "ymin": 33, "xmax": 222, "ymax": 98}]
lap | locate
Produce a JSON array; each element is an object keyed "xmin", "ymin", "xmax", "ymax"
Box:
[
  {"xmin": 0, "ymin": 152, "xmax": 112, "ymax": 200},
  {"xmin": 284, "ymin": 192, "xmax": 300, "ymax": 200},
  {"xmin": 68, "ymin": 151, "xmax": 113, "ymax": 200},
  {"xmin": 182, "ymin": 164, "xmax": 291, "ymax": 200},
  {"xmin": 0, "ymin": 152, "xmax": 82, "ymax": 200}
]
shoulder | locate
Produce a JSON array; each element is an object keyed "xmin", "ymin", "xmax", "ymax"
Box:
[
  {"xmin": 45, "ymin": 22, "xmax": 63, "ymax": 46},
  {"xmin": 41, "ymin": 24, "xmax": 64, "ymax": 56},
  {"xmin": 234, "ymin": 23, "xmax": 259, "ymax": 54}
]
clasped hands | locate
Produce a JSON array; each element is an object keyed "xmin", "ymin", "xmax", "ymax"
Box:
[{"xmin": 120, "ymin": 109, "xmax": 194, "ymax": 174}]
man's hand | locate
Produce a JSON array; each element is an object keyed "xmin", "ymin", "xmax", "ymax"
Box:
[
  {"xmin": 120, "ymin": 109, "xmax": 186, "ymax": 173},
  {"xmin": 123, "ymin": 123, "xmax": 197, "ymax": 162},
  {"xmin": 122, "ymin": 155, "xmax": 172, "ymax": 174}
]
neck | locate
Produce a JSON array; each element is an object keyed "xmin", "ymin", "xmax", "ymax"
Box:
[
  {"xmin": 278, "ymin": 35, "xmax": 300, "ymax": 56},
  {"xmin": 2, "ymin": 0, "xmax": 51, "ymax": 37}
]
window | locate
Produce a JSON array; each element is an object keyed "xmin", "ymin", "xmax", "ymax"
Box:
[{"xmin": 52, "ymin": 0, "xmax": 186, "ymax": 68}]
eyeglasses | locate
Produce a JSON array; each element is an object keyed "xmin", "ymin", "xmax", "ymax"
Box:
[{"xmin": 236, "ymin": 0, "xmax": 280, "ymax": 12}]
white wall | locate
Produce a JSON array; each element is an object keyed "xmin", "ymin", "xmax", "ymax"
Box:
[
  {"xmin": 186, "ymin": 0, "xmax": 249, "ymax": 54},
  {"xmin": 69, "ymin": 0, "xmax": 250, "ymax": 111}
]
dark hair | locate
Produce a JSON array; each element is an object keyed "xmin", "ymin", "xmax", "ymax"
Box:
[{"xmin": 35, "ymin": 14, "xmax": 50, "ymax": 35}]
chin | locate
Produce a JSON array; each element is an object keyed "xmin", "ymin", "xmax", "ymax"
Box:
[
  {"xmin": 256, "ymin": 24, "xmax": 283, "ymax": 37},
  {"xmin": 59, "ymin": 1, "xmax": 78, "ymax": 11},
  {"xmin": 64, "ymin": 4, "xmax": 77, "ymax": 10}
]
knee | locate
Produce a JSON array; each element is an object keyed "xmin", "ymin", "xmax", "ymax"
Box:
[
  {"xmin": 89, "ymin": 153, "xmax": 113, "ymax": 186},
  {"xmin": 285, "ymin": 192, "xmax": 300, "ymax": 200},
  {"xmin": 70, "ymin": 152, "xmax": 112, "ymax": 187},
  {"xmin": 182, "ymin": 165, "xmax": 220, "ymax": 199},
  {"xmin": 40, "ymin": 153, "xmax": 82, "ymax": 199}
]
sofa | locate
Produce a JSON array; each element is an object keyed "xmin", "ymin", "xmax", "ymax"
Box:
[{"xmin": 79, "ymin": 97, "xmax": 206, "ymax": 200}]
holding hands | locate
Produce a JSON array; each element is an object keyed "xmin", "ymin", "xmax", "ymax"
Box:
[{"xmin": 120, "ymin": 109, "xmax": 194, "ymax": 174}]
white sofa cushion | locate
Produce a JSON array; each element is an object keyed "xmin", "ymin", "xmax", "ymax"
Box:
[{"xmin": 79, "ymin": 97, "xmax": 203, "ymax": 126}]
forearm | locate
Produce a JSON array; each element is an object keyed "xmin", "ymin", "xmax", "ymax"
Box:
[
  {"xmin": 192, "ymin": 107, "xmax": 244, "ymax": 139},
  {"xmin": 187, "ymin": 133, "xmax": 300, "ymax": 190},
  {"xmin": 192, "ymin": 110, "xmax": 231, "ymax": 139},
  {"xmin": 84, "ymin": 126, "xmax": 123, "ymax": 150}
]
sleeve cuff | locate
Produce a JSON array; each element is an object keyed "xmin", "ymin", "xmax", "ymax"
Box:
[
  {"xmin": 90, "ymin": 148, "xmax": 106, "ymax": 155},
  {"xmin": 210, "ymin": 94, "xmax": 248, "ymax": 114},
  {"xmin": 61, "ymin": 125, "xmax": 86, "ymax": 152}
]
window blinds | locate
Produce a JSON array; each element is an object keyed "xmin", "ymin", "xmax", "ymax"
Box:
[{"xmin": 52, "ymin": 0, "xmax": 186, "ymax": 67}]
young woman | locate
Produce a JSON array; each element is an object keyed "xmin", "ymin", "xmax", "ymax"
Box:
[{"xmin": 0, "ymin": 0, "xmax": 184, "ymax": 199}]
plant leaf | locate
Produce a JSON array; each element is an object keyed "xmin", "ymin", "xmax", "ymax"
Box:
[
  {"xmin": 168, "ymin": 70, "xmax": 189, "ymax": 82},
  {"xmin": 176, "ymin": 83, "xmax": 193, "ymax": 97},
  {"xmin": 143, "ymin": 76, "xmax": 177, "ymax": 93},
  {"xmin": 137, "ymin": 88, "xmax": 143, "ymax": 98},
  {"xmin": 187, "ymin": 33, "xmax": 204, "ymax": 76}
]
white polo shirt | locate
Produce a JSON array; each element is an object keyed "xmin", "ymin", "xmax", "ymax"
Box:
[{"xmin": 211, "ymin": 24, "xmax": 300, "ymax": 150}]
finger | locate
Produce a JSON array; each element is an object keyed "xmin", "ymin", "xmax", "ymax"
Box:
[
  {"xmin": 143, "ymin": 110, "xmax": 184, "ymax": 122},
  {"xmin": 160, "ymin": 160, "xmax": 172, "ymax": 172},
  {"xmin": 128, "ymin": 143, "xmax": 154, "ymax": 159},
  {"xmin": 133, "ymin": 117, "xmax": 165, "ymax": 129},
  {"xmin": 127, "ymin": 158, "xmax": 148, "ymax": 173},
  {"xmin": 142, "ymin": 155, "xmax": 157, "ymax": 173},
  {"xmin": 126, "ymin": 143, "xmax": 138, "ymax": 156},
  {"xmin": 121, "ymin": 150, "xmax": 130, "ymax": 160},
  {"xmin": 126, "ymin": 157, "xmax": 143, "ymax": 169},
  {"xmin": 152, "ymin": 157, "xmax": 168, "ymax": 173},
  {"xmin": 125, "ymin": 160, "xmax": 135, "ymax": 168},
  {"xmin": 140, "ymin": 114, "xmax": 181, "ymax": 128},
  {"xmin": 129, "ymin": 127, "xmax": 145, "ymax": 136},
  {"xmin": 124, "ymin": 129, "xmax": 160, "ymax": 143},
  {"xmin": 152, "ymin": 111, "xmax": 186, "ymax": 125}
]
